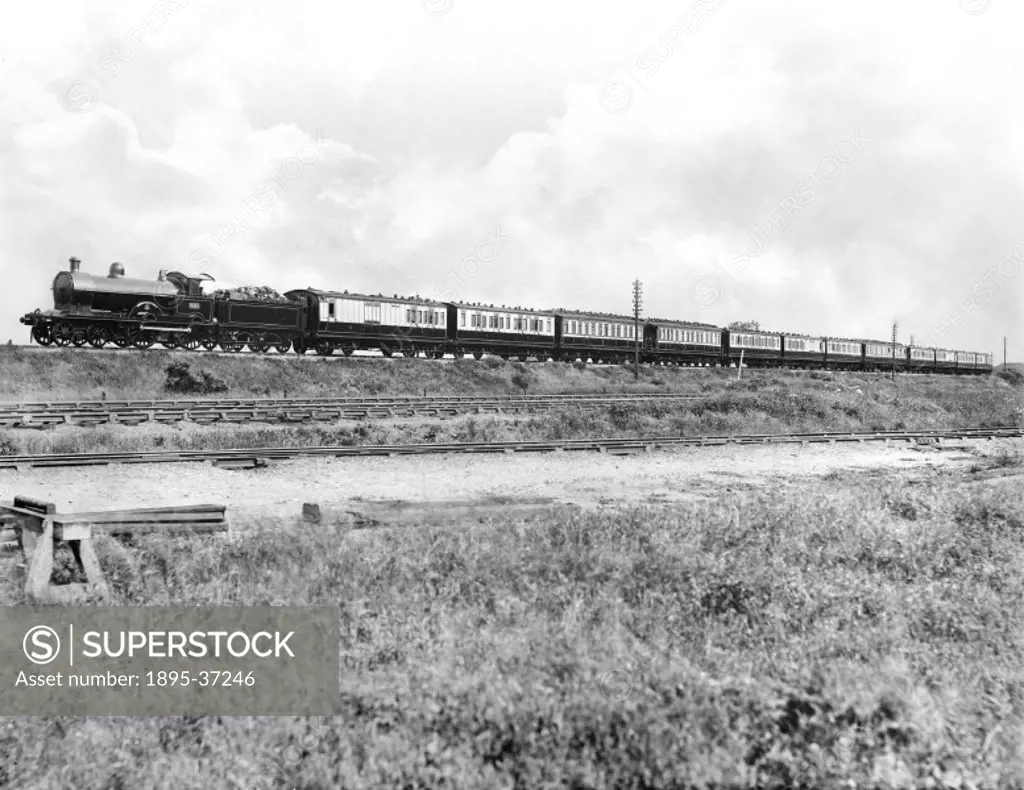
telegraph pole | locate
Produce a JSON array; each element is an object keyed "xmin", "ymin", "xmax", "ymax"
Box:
[
  {"xmin": 632, "ymin": 279, "xmax": 643, "ymax": 380},
  {"xmin": 1005, "ymin": 336, "xmax": 1008, "ymax": 368},
  {"xmin": 890, "ymin": 321, "xmax": 898, "ymax": 381}
]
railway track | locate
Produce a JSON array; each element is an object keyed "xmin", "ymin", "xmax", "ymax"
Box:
[
  {"xmin": 0, "ymin": 427, "xmax": 1019, "ymax": 469},
  {"xmin": 0, "ymin": 393, "xmax": 701, "ymax": 429}
]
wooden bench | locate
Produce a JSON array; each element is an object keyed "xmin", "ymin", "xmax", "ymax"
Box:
[{"xmin": 1, "ymin": 497, "xmax": 228, "ymax": 604}]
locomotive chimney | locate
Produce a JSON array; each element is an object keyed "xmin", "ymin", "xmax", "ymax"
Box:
[
  {"xmin": 69, "ymin": 256, "xmax": 80, "ymax": 273},
  {"xmin": 108, "ymin": 262, "xmax": 125, "ymax": 278}
]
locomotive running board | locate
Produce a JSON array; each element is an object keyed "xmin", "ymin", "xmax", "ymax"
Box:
[{"xmin": 136, "ymin": 325, "xmax": 194, "ymax": 332}]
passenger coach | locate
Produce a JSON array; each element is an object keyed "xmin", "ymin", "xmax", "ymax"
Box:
[
  {"xmin": 644, "ymin": 319, "xmax": 721, "ymax": 366},
  {"xmin": 907, "ymin": 345, "xmax": 936, "ymax": 373},
  {"xmin": 725, "ymin": 329, "xmax": 783, "ymax": 368},
  {"xmin": 781, "ymin": 333, "xmax": 825, "ymax": 369},
  {"xmin": 555, "ymin": 309, "xmax": 639, "ymax": 363},
  {"xmin": 823, "ymin": 337, "xmax": 863, "ymax": 371},
  {"xmin": 446, "ymin": 302, "xmax": 556, "ymax": 360},
  {"xmin": 935, "ymin": 348, "xmax": 957, "ymax": 374},
  {"xmin": 864, "ymin": 340, "xmax": 905, "ymax": 372},
  {"xmin": 285, "ymin": 289, "xmax": 447, "ymax": 357}
]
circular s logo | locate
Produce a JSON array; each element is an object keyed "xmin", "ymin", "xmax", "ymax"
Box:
[{"xmin": 23, "ymin": 625, "xmax": 61, "ymax": 665}]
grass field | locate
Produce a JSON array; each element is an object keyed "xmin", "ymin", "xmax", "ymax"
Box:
[
  {"xmin": 0, "ymin": 351, "xmax": 1019, "ymax": 457},
  {"xmin": 0, "ymin": 344, "xmax": 1017, "ymax": 402},
  {"xmin": 2, "ymin": 457, "xmax": 1023, "ymax": 788}
]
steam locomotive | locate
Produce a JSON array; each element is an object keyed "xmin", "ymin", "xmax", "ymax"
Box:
[
  {"xmin": 19, "ymin": 257, "xmax": 994, "ymax": 375},
  {"xmin": 22, "ymin": 258, "xmax": 303, "ymax": 352}
]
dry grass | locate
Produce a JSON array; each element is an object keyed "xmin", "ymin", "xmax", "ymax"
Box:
[
  {"xmin": 3, "ymin": 469, "xmax": 1024, "ymax": 788},
  {"xmin": 0, "ymin": 344, "xmax": 1017, "ymax": 403},
  {"xmin": 0, "ymin": 372, "xmax": 1019, "ymax": 457}
]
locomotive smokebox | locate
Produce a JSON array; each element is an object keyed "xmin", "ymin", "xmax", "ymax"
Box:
[
  {"xmin": 69, "ymin": 257, "xmax": 80, "ymax": 273},
  {"xmin": 108, "ymin": 262, "xmax": 125, "ymax": 278}
]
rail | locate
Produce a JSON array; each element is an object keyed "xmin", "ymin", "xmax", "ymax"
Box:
[
  {"xmin": 0, "ymin": 426, "xmax": 1019, "ymax": 469},
  {"xmin": 0, "ymin": 393, "xmax": 701, "ymax": 428}
]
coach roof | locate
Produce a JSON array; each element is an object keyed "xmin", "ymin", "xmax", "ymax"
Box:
[{"xmin": 286, "ymin": 288, "xmax": 444, "ymax": 306}]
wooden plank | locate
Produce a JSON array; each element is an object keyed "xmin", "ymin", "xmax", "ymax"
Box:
[
  {"xmin": 54, "ymin": 504, "xmax": 224, "ymax": 518},
  {"xmin": 304, "ymin": 498, "xmax": 570, "ymax": 528},
  {"xmin": 52, "ymin": 523, "xmax": 93, "ymax": 541},
  {"xmin": 13, "ymin": 496, "xmax": 56, "ymax": 514},
  {"xmin": 55, "ymin": 507, "xmax": 225, "ymax": 525},
  {"xmin": 100, "ymin": 522, "xmax": 229, "ymax": 536},
  {"xmin": 0, "ymin": 507, "xmax": 48, "ymax": 525},
  {"xmin": 57, "ymin": 512, "xmax": 225, "ymax": 526}
]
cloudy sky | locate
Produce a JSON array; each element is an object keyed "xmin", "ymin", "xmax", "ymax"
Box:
[{"xmin": 1, "ymin": 0, "xmax": 1021, "ymax": 357}]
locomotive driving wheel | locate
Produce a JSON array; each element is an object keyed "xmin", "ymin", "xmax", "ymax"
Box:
[
  {"xmin": 201, "ymin": 337, "xmax": 218, "ymax": 351},
  {"xmin": 31, "ymin": 324, "xmax": 53, "ymax": 346},
  {"xmin": 111, "ymin": 329, "xmax": 131, "ymax": 348},
  {"xmin": 180, "ymin": 336, "xmax": 201, "ymax": 351},
  {"xmin": 51, "ymin": 322, "xmax": 73, "ymax": 346},
  {"xmin": 161, "ymin": 336, "xmax": 180, "ymax": 350},
  {"xmin": 86, "ymin": 325, "xmax": 109, "ymax": 348},
  {"xmin": 127, "ymin": 327, "xmax": 155, "ymax": 349}
]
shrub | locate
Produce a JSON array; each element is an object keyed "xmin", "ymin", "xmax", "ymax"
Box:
[
  {"xmin": 163, "ymin": 362, "xmax": 229, "ymax": 395},
  {"xmin": 511, "ymin": 372, "xmax": 531, "ymax": 394},
  {"xmin": 996, "ymin": 367, "xmax": 1024, "ymax": 386}
]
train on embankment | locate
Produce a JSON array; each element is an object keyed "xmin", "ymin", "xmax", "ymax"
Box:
[{"xmin": 19, "ymin": 257, "xmax": 994, "ymax": 374}]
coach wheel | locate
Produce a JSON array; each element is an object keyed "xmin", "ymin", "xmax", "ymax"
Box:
[
  {"xmin": 315, "ymin": 340, "xmax": 334, "ymax": 356},
  {"xmin": 341, "ymin": 343, "xmax": 355, "ymax": 357},
  {"xmin": 517, "ymin": 354, "xmax": 528, "ymax": 362},
  {"xmin": 472, "ymin": 350, "xmax": 483, "ymax": 360},
  {"xmin": 32, "ymin": 324, "xmax": 53, "ymax": 346},
  {"xmin": 51, "ymin": 322, "xmax": 73, "ymax": 346},
  {"xmin": 380, "ymin": 346, "xmax": 394, "ymax": 358},
  {"xmin": 433, "ymin": 349, "xmax": 445, "ymax": 360},
  {"xmin": 86, "ymin": 325, "xmax": 109, "ymax": 348}
]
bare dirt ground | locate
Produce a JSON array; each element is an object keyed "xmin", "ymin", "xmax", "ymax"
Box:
[{"xmin": 1, "ymin": 436, "xmax": 1019, "ymax": 522}]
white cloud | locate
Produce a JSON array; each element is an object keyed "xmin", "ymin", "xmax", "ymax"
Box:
[{"xmin": 0, "ymin": 0, "xmax": 1020, "ymax": 354}]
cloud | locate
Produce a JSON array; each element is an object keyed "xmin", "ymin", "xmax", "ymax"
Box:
[{"xmin": 0, "ymin": 0, "xmax": 1020, "ymax": 356}]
